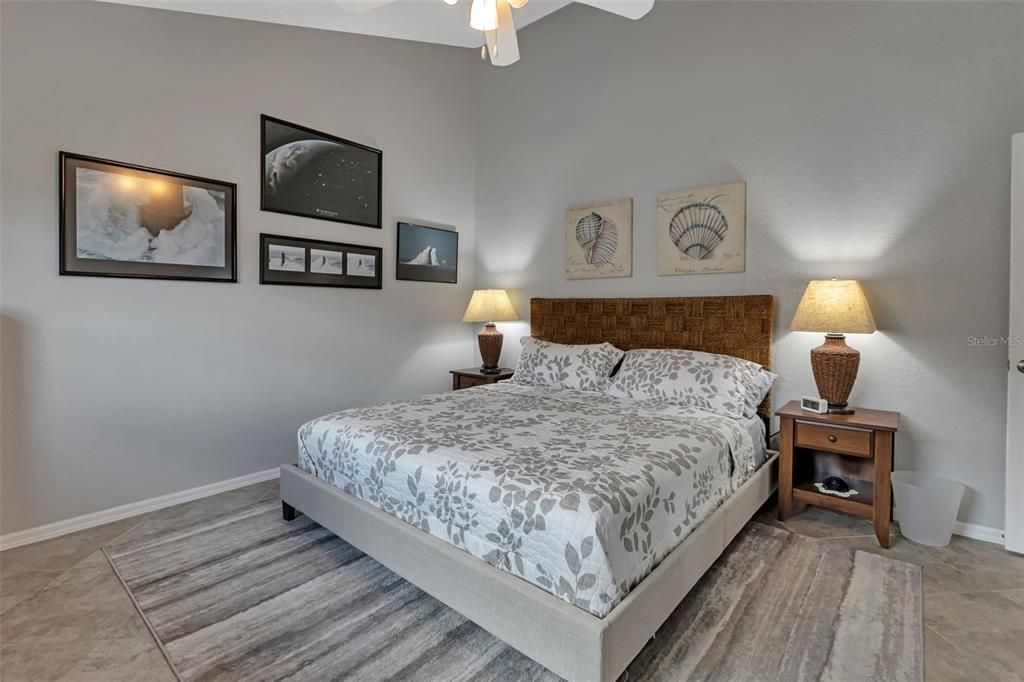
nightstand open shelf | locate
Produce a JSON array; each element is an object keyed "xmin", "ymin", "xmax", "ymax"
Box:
[{"xmin": 793, "ymin": 477, "xmax": 875, "ymax": 517}]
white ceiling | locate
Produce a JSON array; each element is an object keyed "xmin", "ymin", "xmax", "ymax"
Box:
[{"xmin": 101, "ymin": 0, "xmax": 575, "ymax": 48}]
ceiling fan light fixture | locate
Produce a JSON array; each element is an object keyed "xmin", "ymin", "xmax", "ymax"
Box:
[
  {"xmin": 443, "ymin": 0, "xmax": 459, "ymax": 5},
  {"xmin": 469, "ymin": 0, "xmax": 498, "ymax": 31}
]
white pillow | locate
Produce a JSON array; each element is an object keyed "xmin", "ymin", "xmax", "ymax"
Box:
[
  {"xmin": 743, "ymin": 369, "xmax": 778, "ymax": 419},
  {"xmin": 509, "ymin": 337, "xmax": 624, "ymax": 393},
  {"xmin": 606, "ymin": 348, "xmax": 768, "ymax": 419}
]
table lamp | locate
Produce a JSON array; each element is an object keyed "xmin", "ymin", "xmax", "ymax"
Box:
[
  {"xmin": 463, "ymin": 289, "xmax": 519, "ymax": 373},
  {"xmin": 790, "ymin": 279, "xmax": 877, "ymax": 414}
]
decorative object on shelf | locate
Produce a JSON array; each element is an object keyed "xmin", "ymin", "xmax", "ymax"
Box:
[
  {"xmin": 59, "ymin": 152, "xmax": 237, "ymax": 282},
  {"xmin": 331, "ymin": 0, "xmax": 653, "ymax": 66},
  {"xmin": 565, "ymin": 198, "xmax": 633, "ymax": 279},
  {"xmin": 261, "ymin": 115, "xmax": 382, "ymax": 228},
  {"xmin": 259, "ymin": 233, "xmax": 381, "ymax": 289},
  {"xmin": 656, "ymin": 181, "xmax": 746, "ymax": 276},
  {"xmin": 463, "ymin": 289, "xmax": 519, "ymax": 373},
  {"xmin": 815, "ymin": 476, "xmax": 858, "ymax": 498},
  {"xmin": 790, "ymin": 279, "xmax": 877, "ymax": 414},
  {"xmin": 396, "ymin": 222, "xmax": 458, "ymax": 283}
]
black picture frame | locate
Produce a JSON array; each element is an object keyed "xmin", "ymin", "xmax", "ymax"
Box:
[
  {"xmin": 260, "ymin": 115, "xmax": 383, "ymax": 228},
  {"xmin": 260, "ymin": 233, "xmax": 382, "ymax": 289},
  {"xmin": 395, "ymin": 222, "xmax": 459, "ymax": 284},
  {"xmin": 59, "ymin": 152, "xmax": 237, "ymax": 282}
]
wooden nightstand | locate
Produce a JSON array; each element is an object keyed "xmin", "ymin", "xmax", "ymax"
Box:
[
  {"xmin": 450, "ymin": 367, "xmax": 514, "ymax": 390},
  {"xmin": 776, "ymin": 400, "xmax": 901, "ymax": 548}
]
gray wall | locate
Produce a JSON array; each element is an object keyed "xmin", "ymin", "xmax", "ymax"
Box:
[
  {"xmin": 475, "ymin": 2, "xmax": 1024, "ymax": 529},
  {"xmin": 0, "ymin": 0, "xmax": 478, "ymax": 533},
  {"xmin": 3, "ymin": 1, "xmax": 1021, "ymax": 535}
]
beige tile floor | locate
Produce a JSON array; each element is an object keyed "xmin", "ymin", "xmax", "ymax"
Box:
[{"xmin": 1, "ymin": 481, "xmax": 1021, "ymax": 681}]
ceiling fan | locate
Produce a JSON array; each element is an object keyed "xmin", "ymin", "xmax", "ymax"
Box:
[{"xmin": 333, "ymin": 0, "xmax": 655, "ymax": 66}]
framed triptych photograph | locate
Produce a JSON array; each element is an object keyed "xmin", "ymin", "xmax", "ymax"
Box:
[{"xmin": 260, "ymin": 233, "xmax": 382, "ymax": 289}]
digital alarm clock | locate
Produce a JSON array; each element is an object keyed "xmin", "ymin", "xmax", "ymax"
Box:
[{"xmin": 800, "ymin": 396, "xmax": 829, "ymax": 414}]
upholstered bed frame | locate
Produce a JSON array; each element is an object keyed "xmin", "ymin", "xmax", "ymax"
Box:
[{"xmin": 280, "ymin": 295, "xmax": 778, "ymax": 681}]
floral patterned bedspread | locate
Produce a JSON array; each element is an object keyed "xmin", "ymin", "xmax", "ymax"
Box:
[{"xmin": 297, "ymin": 382, "xmax": 764, "ymax": 618}]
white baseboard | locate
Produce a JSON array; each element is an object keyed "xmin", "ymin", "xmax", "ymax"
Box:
[
  {"xmin": 0, "ymin": 468, "xmax": 281, "ymax": 552},
  {"xmin": 952, "ymin": 521, "xmax": 1005, "ymax": 545}
]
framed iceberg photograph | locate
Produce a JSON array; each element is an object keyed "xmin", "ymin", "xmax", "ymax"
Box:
[
  {"xmin": 259, "ymin": 233, "xmax": 381, "ymax": 289},
  {"xmin": 261, "ymin": 115, "xmax": 382, "ymax": 228},
  {"xmin": 59, "ymin": 152, "xmax": 237, "ymax": 282},
  {"xmin": 395, "ymin": 222, "xmax": 458, "ymax": 284}
]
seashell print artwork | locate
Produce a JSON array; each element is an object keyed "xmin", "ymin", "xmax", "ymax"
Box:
[
  {"xmin": 565, "ymin": 198, "xmax": 633, "ymax": 280},
  {"xmin": 575, "ymin": 212, "xmax": 619, "ymax": 266},
  {"xmin": 657, "ymin": 181, "xmax": 746, "ymax": 276},
  {"xmin": 668, "ymin": 196, "xmax": 728, "ymax": 260}
]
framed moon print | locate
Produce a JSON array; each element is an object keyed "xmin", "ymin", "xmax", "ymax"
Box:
[
  {"xmin": 656, "ymin": 180, "xmax": 746, "ymax": 276},
  {"xmin": 261, "ymin": 115, "xmax": 382, "ymax": 228},
  {"xmin": 59, "ymin": 152, "xmax": 236, "ymax": 282},
  {"xmin": 565, "ymin": 198, "xmax": 633, "ymax": 280},
  {"xmin": 259, "ymin": 233, "xmax": 382, "ymax": 289}
]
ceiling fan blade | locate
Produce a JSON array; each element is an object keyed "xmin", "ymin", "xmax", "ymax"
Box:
[
  {"xmin": 333, "ymin": 0, "xmax": 398, "ymax": 14},
  {"xmin": 575, "ymin": 0, "xmax": 654, "ymax": 20},
  {"xmin": 485, "ymin": 0, "xmax": 520, "ymax": 66}
]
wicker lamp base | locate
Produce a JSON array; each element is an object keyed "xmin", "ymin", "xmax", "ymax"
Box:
[
  {"xmin": 477, "ymin": 323, "xmax": 504, "ymax": 373},
  {"xmin": 810, "ymin": 334, "xmax": 861, "ymax": 414}
]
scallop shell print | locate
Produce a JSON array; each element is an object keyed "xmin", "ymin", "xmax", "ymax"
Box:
[
  {"xmin": 575, "ymin": 212, "xmax": 618, "ymax": 266},
  {"xmin": 669, "ymin": 196, "xmax": 728, "ymax": 260}
]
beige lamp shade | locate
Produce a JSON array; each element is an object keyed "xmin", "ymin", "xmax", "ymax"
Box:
[
  {"xmin": 790, "ymin": 279, "xmax": 877, "ymax": 334},
  {"xmin": 463, "ymin": 289, "xmax": 519, "ymax": 323}
]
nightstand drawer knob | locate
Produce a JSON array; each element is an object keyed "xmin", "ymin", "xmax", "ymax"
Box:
[{"xmin": 827, "ymin": 434, "xmax": 838, "ymax": 443}]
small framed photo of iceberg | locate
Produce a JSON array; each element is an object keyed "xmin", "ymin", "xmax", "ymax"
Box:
[
  {"xmin": 59, "ymin": 152, "xmax": 237, "ymax": 282},
  {"xmin": 261, "ymin": 115, "xmax": 382, "ymax": 228},
  {"xmin": 259, "ymin": 234, "xmax": 381, "ymax": 289},
  {"xmin": 656, "ymin": 181, "xmax": 746, "ymax": 276},
  {"xmin": 395, "ymin": 222, "xmax": 458, "ymax": 284}
]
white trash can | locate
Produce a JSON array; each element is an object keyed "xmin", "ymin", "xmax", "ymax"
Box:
[{"xmin": 890, "ymin": 471, "xmax": 965, "ymax": 547}]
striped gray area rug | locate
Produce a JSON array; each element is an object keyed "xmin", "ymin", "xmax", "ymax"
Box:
[{"xmin": 104, "ymin": 499, "xmax": 923, "ymax": 681}]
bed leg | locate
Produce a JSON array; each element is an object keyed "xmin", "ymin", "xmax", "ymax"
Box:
[{"xmin": 282, "ymin": 501, "xmax": 298, "ymax": 522}]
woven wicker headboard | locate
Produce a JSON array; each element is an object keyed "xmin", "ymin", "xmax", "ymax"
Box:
[{"xmin": 530, "ymin": 295, "xmax": 775, "ymax": 418}]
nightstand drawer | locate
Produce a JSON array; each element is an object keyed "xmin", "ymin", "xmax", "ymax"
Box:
[
  {"xmin": 451, "ymin": 368, "xmax": 514, "ymax": 391},
  {"xmin": 795, "ymin": 421, "xmax": 872, "ymax": 457},
  {"xmin": 456, "ymin": 375, "xmax": 488, "ymax": 390}
]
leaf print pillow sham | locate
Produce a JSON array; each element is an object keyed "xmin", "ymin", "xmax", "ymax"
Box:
[
  {"xmin": 743, "ymin": 368, "xmax": 778, "ymax": 418},
  {"xmin": 605, "ymin": 348, "xmax": 767, "ymax": 419},
  {"xmin": 509, "ymin": 337, "xmax": 624, "ymax": 393}
]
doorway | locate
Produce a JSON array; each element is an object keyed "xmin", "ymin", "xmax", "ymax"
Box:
[{"xmin": 1007, "ymin": 133, "xmax": 1023, "ymax": 553}]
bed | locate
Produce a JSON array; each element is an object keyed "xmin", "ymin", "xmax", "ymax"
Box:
[{"xmin": 280, "ymin": 295, "xmax": 778, "ymax": 681}]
